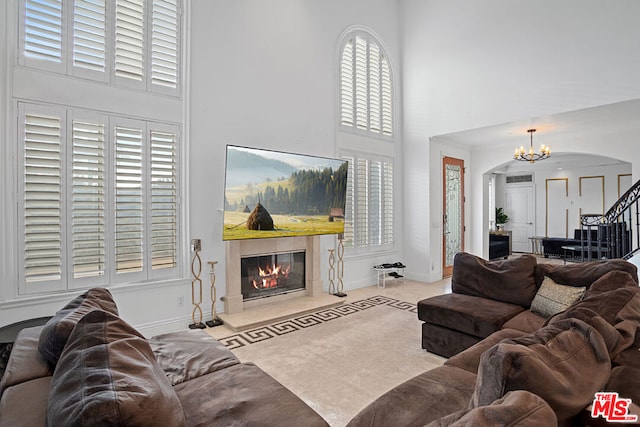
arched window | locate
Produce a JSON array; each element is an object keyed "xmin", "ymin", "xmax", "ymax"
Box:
[
  {"xmin": 340, "ymin": 31, "xmax": 393, "ymax": 137},
  {"xmin": 338, "ymin": 28, "xmax": 396, "ymax": 253}
]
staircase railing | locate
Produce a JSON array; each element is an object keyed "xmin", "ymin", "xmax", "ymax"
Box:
[{"xmin": 580, "ymin": 179, "xmax": 640, "ymax": 261}]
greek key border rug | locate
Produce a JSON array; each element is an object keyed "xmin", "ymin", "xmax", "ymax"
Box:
[{"xmin": 218, "ymin": 295, "xmax": 417, "ymax": 350}]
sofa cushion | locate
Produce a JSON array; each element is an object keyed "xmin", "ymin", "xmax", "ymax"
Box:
[
  {"xmin": 47, "ymin": 310, "xmax": 186, "ymax": 427},
  {"xmin": 445, "ymin": 328, "xmax": 524, "ymax": 374},
  {"xmin": 0, "ymin": 376, "xmax": 51, "ymax": 427},
  {"xmin": 534, "ymin": 259, "xmax": 638, "ymax": 290},
  {"xmin": 148, "ymin": 330, "xmax": 240, "ymax": 386},
  {"xmin": 586, "ymin": 270, "xmax": 639, "ymax": 296},
  {"xmin": 426, "ymin": 390, "xmax": 557, "ymax": 427},
  {"xmin": 501, "ymin": 310, "xmax": 545, "ymax": 333},
  {"xmin": 421, "ymin": 322, "xmax": 484, "ymax": 358},
  {"xmin": 473, "ymin": 318, "xmax": 611, "ymax": 426},
  {"xmin": 38, "ymin": 287, "xmax": 118, "ymax": 367},
  {"xmin": 548, "ymin": 306, "xmax": 635, "ymax": 359},
  {"xmin": 529, "ymin": 276, "xmax": 585, "ymax": 318},
  {"xmin": 175, "ymin": 362, "xmax": 329, "ymax": 427},
  {"xmin": 451, "ymin": 252, "xmax": 538, "ymax": 307},
  {"xmin": 0, "ymin": 326, "xmax": 51, "ymax": 395},
  {"xmin": 345, "ymin": 366, "xmax": 477, "ymax": 427},
  {"xmin": 418, "ymin": 293, "xmax": 524, "ymax": 338}
]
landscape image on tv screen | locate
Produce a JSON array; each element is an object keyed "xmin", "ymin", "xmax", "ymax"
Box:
[{"xmin": 223, "ymin": 145, "xmax": 348, "ymax": 241}]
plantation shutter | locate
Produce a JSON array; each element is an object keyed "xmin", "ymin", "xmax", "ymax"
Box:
[
  {"xmin": 342, "ymin": 156, "xmax": 355, "ymax": 247},
  {"xmin": 340, "ymin": 41, "xmax": 354, "ymax": 128},
  {"xmin": 150, "ymin": 130, "xmax": 177, "ymax": 270},
  {"xmin": 354, "ymin": 35, "xmax": 368, "ymax": 131},
  {"xmin": 23, "ymin": 0, "xmax": 63, "ymax": 63},
  {"xmin": 382, "ymin": 161, "xmax": 393, "ymax": 244},
  {"xmin": 151, "ymin": 0, "xmax": 179, "ymax": 88},
  {"xmin": 368, "ymin": 43, "xmax": 381, "ymax": 134},
  {"xmin": 115, "ymin": 0, "xmax": 145, "ymax": 81},
  {"xmin": 115, "ymin": 125, "xmax": 144, "ymax": 274},
  {"xmin": 339, "ymin": 32, "xmax": 393, "ymax": 136},
  {"xmin": 380, "ymin": 56, "xmax": 392, "ymax": 136},
  {"xmin": 72, "ymin": 0, "xmax": 106, "ymax": 72},
  {"xmin": 23, "ymin": 113, "xmax": 63, "ymax": 284},
  {"xmin": 370, "ymin": 161, "xmax": 382, "ymax": 245},
  {"xmin": 354, "ymin": 158, "xmax": 369, "ymax": 247},
  {"xmin": 71, "ymin": 120, "xmax": 106, "ymax": 280}
]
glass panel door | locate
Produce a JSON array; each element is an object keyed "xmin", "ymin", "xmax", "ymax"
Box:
[{"xmin": 443, "ymin": 157, "xmax": 464, "ymax": 277}]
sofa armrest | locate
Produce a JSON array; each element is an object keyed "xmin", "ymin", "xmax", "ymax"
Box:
[{"xmin": 0, "ymin": 326, "xmax": 51, "ymax": 396}]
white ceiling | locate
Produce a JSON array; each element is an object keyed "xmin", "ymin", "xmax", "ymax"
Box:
[{"xmin": 432, "ymin": 98, "xmax": 640, "ymax": 173}]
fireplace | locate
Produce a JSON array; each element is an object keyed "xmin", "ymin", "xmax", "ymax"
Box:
[
  {"xmin": 224, "ymin": 236, "xmax": 323, "ymax": 314},
  {"xmin": 241, "ymin": 251, "xmax": 306, "ymax": 301}
]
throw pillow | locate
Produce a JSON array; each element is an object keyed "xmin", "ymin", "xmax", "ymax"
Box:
[
  {"xmin": 473, "ymin": 318, "xmax": 611, "ymax": 425},
  {"xmin": 530, "ymin": 276, "xmax": 585, "ymax": 318},
  {"xmin": 38, "ymin": 287, "xmax": 118, "ymax": 367},
  {"xmin": 47, "ymin": 310, "xmax": 186, "ymax": 426},
  {"xmin": 451, "ymin": 252, "xmax": 538, "ymax": 307}
]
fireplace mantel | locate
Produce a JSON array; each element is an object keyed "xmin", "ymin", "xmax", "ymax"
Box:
[{"xmin": 224, "ymin": 236, "xmax": 323, "ymax": 314}]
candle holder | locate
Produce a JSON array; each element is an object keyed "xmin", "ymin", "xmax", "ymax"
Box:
[
  {"xmin": 328, "ymin": 249, "xmax": 336, "ymax": 295},
  {"xmin": 189, "ymin": 243, "xmax": 206, "ymax": 329},
  {"xmin": 334, "ymin": 233, "xmax": 347, "ymax": 297},
  {"xmin": 206, "ymin": 261, "xmax": 224, "ymax": 327}
]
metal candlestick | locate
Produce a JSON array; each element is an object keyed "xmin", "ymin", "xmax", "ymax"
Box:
[
  {"xmin": 333, "ymin": 233, "xmax": 347, "ymax": 297},
  {"xmin": 328, "ymin": 249, "xmax": 336, "ymax": 295},
  {"xmin": 206, "ymin": 261, "xmax": 224, "ymax": 327},
  {"xmin": 189, "ymin": 245, "xmax": 206, "ymax": 329}
]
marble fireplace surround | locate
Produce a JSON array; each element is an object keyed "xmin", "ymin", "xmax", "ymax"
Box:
[{"xmin": 223, "ymin": 235, "xmax": 324, "ymax": 315}]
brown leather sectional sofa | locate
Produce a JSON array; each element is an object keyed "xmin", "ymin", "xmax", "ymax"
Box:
[
  {"xmin": 348, "ymin": 253, "xmax": 640, "ymax": 426},
  {"xmin": 0, "ymin": 288, "xmax": 329, "ymax": 426}
]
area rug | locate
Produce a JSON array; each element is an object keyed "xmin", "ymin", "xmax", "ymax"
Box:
[{"xmin": 220, "ymin": 295, "xmax": 446, "ymax": 427}]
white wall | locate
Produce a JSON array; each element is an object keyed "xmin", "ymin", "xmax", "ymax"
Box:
[
  {"xmin": 401, "ymin": 0, "xmax": 640, "ymax": 280},
  {"xmin": 188, "ymin": 0, "xmax": 403, "ymax": 313}
]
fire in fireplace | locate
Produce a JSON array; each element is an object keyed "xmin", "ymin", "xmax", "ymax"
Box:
[{"xmin": 241, "ymin": 251, "xmax": 305, "ymax": 301}]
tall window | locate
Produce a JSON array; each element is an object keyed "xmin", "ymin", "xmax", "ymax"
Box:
[
  {"xmin": 20, "ymin": 0, "xmax": 180, "ymax": 94},
  {"xmin": 340, "ymin": 32, "xmax": 393, "ymax": 137},
  {"xmin": 342, "ymin": 154, "xmax": 394, "ymax": 250},
  {"xmin": 338, "ymin": 28, "xmax": 395, "ymax": 252},
  {"xmin": 13, "ymin": 0, "xmax": 183, "ymax": 295},
  {"xmin": 18, "ymin": 104, "xmax": 179, "ymax": 294}
]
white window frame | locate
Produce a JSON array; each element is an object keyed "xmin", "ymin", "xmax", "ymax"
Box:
[
  {"xmin": 338, "ymin": 27, "xmax": 394, "ymax": 140},
  {"xmin": 18, "ymin": 0, "xmax": 182, "ymax": 96},
  {"xmin": 17, "ymin": 102, "xmax": 181, "ymax": 295},
  {"xmin": 341, "ymin": 151, "xmax": 395, "ymax": 255}
]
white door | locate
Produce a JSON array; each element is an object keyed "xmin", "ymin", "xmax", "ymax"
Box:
[{"xmin": 504, "ymin": 184, "xmax": 535, "ymax": 253}]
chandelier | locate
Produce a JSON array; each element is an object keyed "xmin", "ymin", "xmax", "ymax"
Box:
[{"xmin": 514, "ymin": 129, "xmax": 550, "ymax": 163}]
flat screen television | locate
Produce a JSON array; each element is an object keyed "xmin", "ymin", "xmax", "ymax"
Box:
[{"xmin": 223, "ymin": 145, "xmax": 348, "ymax": 241}]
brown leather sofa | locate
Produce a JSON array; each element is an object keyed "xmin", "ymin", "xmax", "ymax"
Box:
[
  {"xmin": 0, "ymin": 288, "xmax": 328, "ymax": 426},
  {"xmin": 347, "ymin": 253, "xmax": 640, "ymax": 426},
  {"xmin": 418, "ymin": 252, "xmax": 638, "ymax": 358}
]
